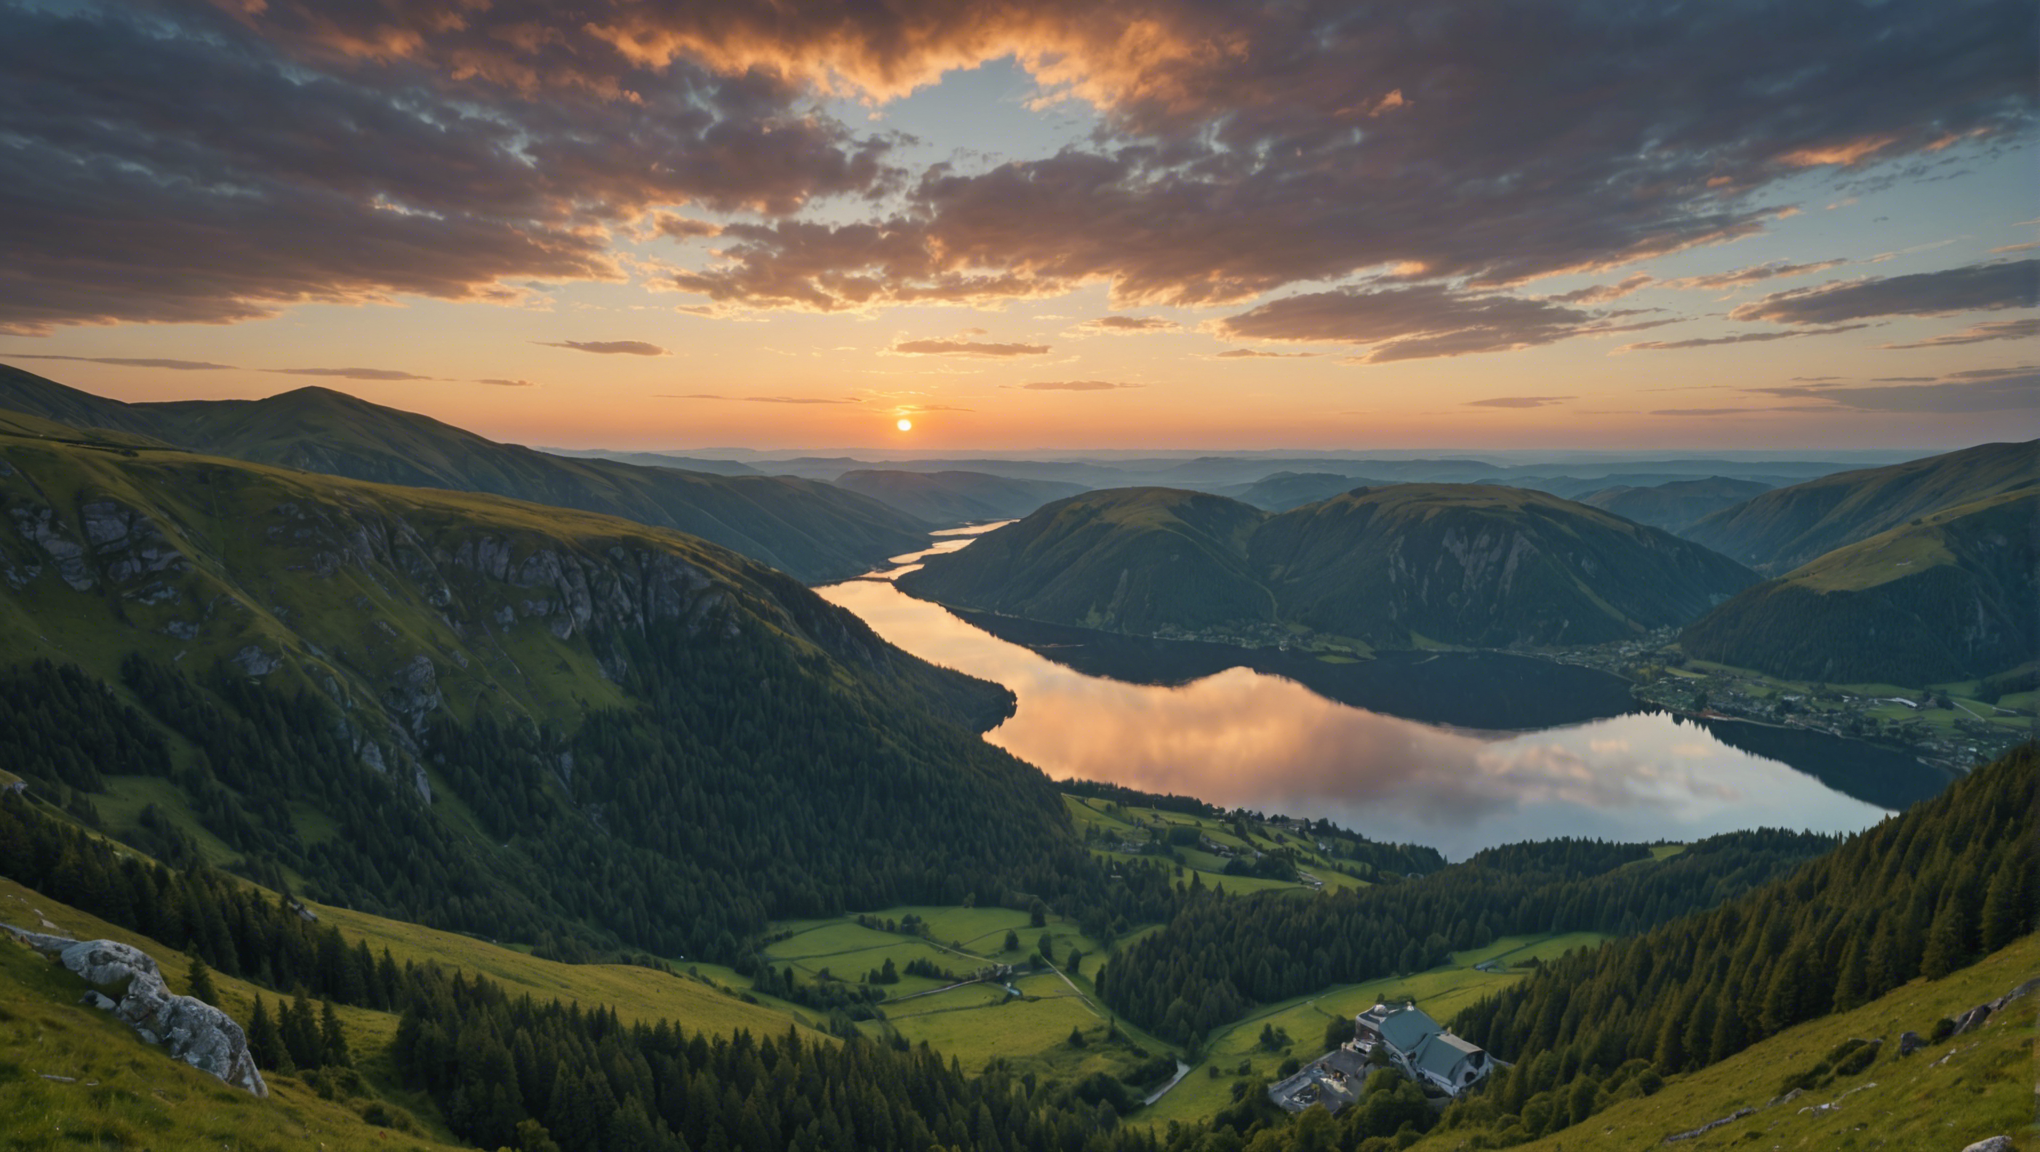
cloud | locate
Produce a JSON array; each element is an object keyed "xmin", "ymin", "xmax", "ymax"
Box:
[
  {"xmin": 0, "ymin": 3, "xmax": 894, "ymax": 334},
  {"xmin": 889, "ymin": 338, "xmax": 1050, "ymax": 357},
  {"xmin": 900, "ymin": 403, "xmax": 975, "ymax": 411},
  {"xmin": 651, "ymin": 214, "xmax": 724, "ymax": 241},
  {"xmin": 1650, "ymin": 406, "xmax": 1837, "ymax": 416},
  {"xmin": 659, "ymin": 0, "xmax": 2031, "ymax": 319},
  {"xmin": 1017, "ymin": 380, "xmax": 1142, "ymax": 391},
  {"xmin": 1213, "ymin": 348, "xmax": 1316, "ymax": 359},
  {"xmin": 537, "ymin": 340, "xmax": 670, "ymax": 356},
  {"xmin": 1077, "ymin": 315, "xmax": 1181, "ymax": 334},
  {"xmin": 2, "ymin": 0, "xmax": 2031, "ymax": 344},
  {"xmin": 266, "ymin": 366, "xmax": 439, "ymax": 381},
  {"xmin": 1215, "ymin": 282, "xmax": 1675, "ymax": 362},
  {"xmin": 1664, "ymin": 259, "xmax": 1849, "ymax": 291},
  {"xmin": 1618, "ymin": 324, "xmax": 1870, "ymax": 351},
  {"xmin": 1467, "ymin": 396, "xmax": 1573, "ymax": 409},
  {"xmin": 1549, "ymin": 275, "xmax": 1654, "ymax": 304},
  {"xmin": 660, "ymin": 393, "xmax": 863, "ymax": 404},
  {"xmin": 1746, "ymin": 369, "xmax": 2040, "ymax": 413},
  {"xmin": 3, "ymin": 354, "xmax": 235, "ymax": 371},
  {"xmin": 1878, "ymin": 318, "xmax": 2040, "ymax": 349},
  {"xmin": 1728, "ymin": 260, "xmax": 2039, "ymax": 325},
  {"xmin": 474, "ymin": 378, "xmax": 541, "ymax": 387}
]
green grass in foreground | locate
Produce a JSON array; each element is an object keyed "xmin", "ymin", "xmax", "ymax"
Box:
[{"xmin": 1410, "ymin": 932, "xmax": 2040, "ymax": 1152}]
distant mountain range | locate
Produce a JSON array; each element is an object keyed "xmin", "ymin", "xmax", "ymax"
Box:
[
  {"xmin": 0, "ymin": 365, "xmax": 927, "ymax": 583},
  {"xmin": 1580, "ymin": 476, "xmax": 1776, "ymax": 535},
  {"xmin": 833, "ymin": 469, "xmax": 1090, "ymax": 526},
  {"xmin": 898, "ymin": 483, "xmax": 1758, "ymax": 649}
]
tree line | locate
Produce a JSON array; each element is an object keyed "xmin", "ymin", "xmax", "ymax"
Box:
[{"xmin": 1094, "ymin": 830, "xmax": 1835, "ymax": 1044}]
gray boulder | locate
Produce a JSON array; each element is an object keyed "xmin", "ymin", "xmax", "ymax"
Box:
[
  {"xmin": 3, "ymin": 926, "xmax": 267, "ymax": 1096},
  {"xmin": 1960, "ymin": 1138, "xmax": 2013, "ymax": 1152}
]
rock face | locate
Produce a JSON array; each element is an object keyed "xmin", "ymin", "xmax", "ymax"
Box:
[{"xmin": 3, "ymin": 925, "xmax": 267, "ymax": 1097}]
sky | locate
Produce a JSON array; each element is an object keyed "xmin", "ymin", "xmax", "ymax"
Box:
[{"xmin": 1, "ymin": 0, "xmax": 2035, "ymax": 452}]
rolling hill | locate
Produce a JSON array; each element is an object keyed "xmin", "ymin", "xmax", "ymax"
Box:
[
  {"xmin": 899, "ymin": 484, "xmax": 1757, "ymax": 648},
  {"xmin": 1679, "ymin": 488, "xmax": 2039, "ymax": 683},
  {"xmin": 833, "ymin": 468, "xmax": 1089, "ymax": 526},
  {"xmin": 0, "ymin": 365, "xmax": 930, "ymax": 583},
  {"xmin": 0, "ymin": 407, "xmax": 1108, "ymax": 962},
  {"xmin": 1678, "ymin": 439, "xmax": 2038, "ymax": 573},
  {"xmin": 1224, "ymin": 471, "xmax": 1383, "ymax": 512},
  {"xmin": 1580, "ymin": 476, "xmax": 1774, "ymax": 535}
]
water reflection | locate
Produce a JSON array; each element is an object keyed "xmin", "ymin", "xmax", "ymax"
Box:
[{"xmin": 823, "ymin": 528, "xmax": 1936, "ymax": 858}]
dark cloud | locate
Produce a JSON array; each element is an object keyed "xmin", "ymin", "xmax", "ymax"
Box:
[
  {"xmin": 1665, "ymin": 259, "xmax": 1848, "ymax": 290},
  {"xmin": 0, "ymin": 2, "xmax": 893, "ymax": 333},
  {"xmin": 267, "ymin": 367, "xmax": 440, "ymax": 381},
  {"xmin": 1747, "ymin": 369, "xmax": 2040, "ymax": 413},
  {"xmin": 1215, "ymin": 283, "xmax": 1673, "ymax": 362},
  {"xmin": 474, "ymin": 378, "xmax": 541, "ymax": 388},
  {"xmin": 1618, "ymin": 325, "xmax": 1869, "ymax": 351},
  {"xmin": 889, "ymin": 338, "xmax": 1050, "ymax": 357},
  {"xmin": 4, "ymin": 354, "xmax": 235, "ymax": 371},
  {"xmin": 1467, "ymin": 396, "xmax": 1573, "ymax": 409},
  {"xmin": 660, "ymin": 393, "xmax": 862, "ymax": 404},
  {"xmin": 662, "ymin": 0, "xmax": 2034, "ymax": 316},
  {"xmin": 1878, "ymin": 317, "xmax": 2040, "ymax": 348},
  {"xmin": 1079, "ymin": 315, "xmax": 1181, "ymax": 333},
  {"xmin": 1213, "ymin": 348, "xmax": 1316, "ymax": 359},
  {"xmin": 1729, "ymin": 260, "xmax": 2039, "ymax": 324},
  {"xmin": 1018, "ymin": 380, "xmax": 1142, "ymax": 391},
  {"xmin": 538, "ymin": 340, "xmax": 670, "ymax": 356},
  {"xmin": 2, "ymin": 0, "xmax": 2031, "ymax": 345},
  {"xmin": 652, "ymin": 215, "xmax": 725, "ymax": 241}
]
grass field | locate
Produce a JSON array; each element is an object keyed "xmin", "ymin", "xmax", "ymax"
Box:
[
  {"xmin": 1409, "ymin": 933, "xmax": 2040, "ymax": 1152},
  {"xmin": 1138, "ymin": 932, "xmax": 1610, "ymax": 1128}
]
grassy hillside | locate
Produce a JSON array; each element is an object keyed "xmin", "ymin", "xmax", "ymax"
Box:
[
  {"xmin": 903, "ymin": 483, "xmax": 1757, "ymax": 649},
  {"xmin": 835, "ymin": 469, "xmax": 1089, "ymax": 526},
  {"xmin": 0, "ymin": 412, "xmax": 1112, "ymax": 964},
  {"xmin": 899, "ymin": 487, "xmax": 1277, "ymax": 634},
  {"xmin": 1253, "ymin": 484, "xmax": 1758, "ymax": 648},
  {"xmin": 1681, "ymin": 489, "xmax": 2038, "ymax": 683},
  {"xmin": 1680, "ymin": 439, "xmax": 2037, "ymax": 574},
  {"xmin": 1410, "ymin": 932, "xmax": 2038, "ymax": 1152},
  {"xmin": 0, "ymin": 364, "xmax": 930, "ymax": 583},
  {"xmin": 1581, "ymin": 475, "xmax": 1774, "ymax": 534}
]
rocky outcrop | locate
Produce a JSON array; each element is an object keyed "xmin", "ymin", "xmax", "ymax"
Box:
[{"xmin": 2, "ymin": 925, "xmax": 267, "ymax": 1097}]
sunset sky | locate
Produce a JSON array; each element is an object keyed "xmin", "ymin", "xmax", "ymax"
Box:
[{"xmin": 2, "ymin": 0, "xmax": 2034, "ymax": 452}]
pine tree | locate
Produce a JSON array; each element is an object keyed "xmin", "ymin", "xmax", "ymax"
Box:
[
  {"xmin": 185, "ymin": 955, "xmax": 219, "ymax": 1007},
  {"xmin": 283, "ymin": 988, "xmax": 324, "ymax": 1070},
  {"xmin": 319, "ymin": 1000, "xmax": 351, "ymax": 1067},
  {"xmin": 1979, "ymin": 848, "xmax": 2032, "ymax": 952},
  {"xmin": 248, "ymin": 995, "xmax": 293, "ymax": 1073},
  {"xmin": 1921, "ymin": 895, "xmax": 1972, "ymax": 979}
]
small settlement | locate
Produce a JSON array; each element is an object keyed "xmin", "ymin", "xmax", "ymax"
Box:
[{"xmin": 1270, "ymin": 999, "xmax": 1494, "ymax": 1114}]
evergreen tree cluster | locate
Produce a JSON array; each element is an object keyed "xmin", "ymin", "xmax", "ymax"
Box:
[
  {"xmin": 390, "ymin": 966, "xmax": 1166, "ymax": 1152},
  {"xmin": 1096, "ymin": 829, "xmax": 1833, "ymax": 1043},
  {"xmin": 0, "ymin": 659, "xmax": 170, "ymax": 793},
  {"xmin": 1428, "ymin": 744, "xmax": 2036, "ymax": 1147}
]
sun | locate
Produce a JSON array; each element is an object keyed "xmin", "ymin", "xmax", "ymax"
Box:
[{"xmin": 896, "ymin": 418, "xmax": 913, "ymax": 432}]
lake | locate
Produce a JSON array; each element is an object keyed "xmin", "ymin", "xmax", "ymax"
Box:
[{"xmin": 820, "ymin": 525, "xmax": 1951, "ymax": 859}]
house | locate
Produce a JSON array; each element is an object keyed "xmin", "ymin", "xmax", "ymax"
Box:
[{"xmin": 1350, "ymin": 1000, "xmax": 1492, "ymax": 1097}]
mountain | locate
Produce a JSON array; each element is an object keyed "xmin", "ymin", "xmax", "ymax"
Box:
[
  {"xmin": 0, "ymin": 364, "xmax": 929, "ymax": 583},
  {"xmin": 0, "ymin": 409, "xmax": 1132, "ymax": 960},
  {"xmin": 1580, "ymin": 476, "xmax": 1776, "ymax": 535},
  {"xmin": 833, "ymin": 469, "xmax": 1089, "ymax": 526},
  {"xmin": 899, "ymin": 484, "xmax": 1758, "ymax": 648},
  {"xmin": 900, "ymin": 487, "xmax": 1273, "ymax": 634},
  {"xmin": 1678, "ymin": 440, "xmax": 2038, "ymax": 574},
  {"xmin": 1225, "ymin": 471, "xmax": 1383, "ymax": 512},
  {"xmin": 541, "ymin": 447, "xmax": 762, "ymax": 475},
  {"xmin": 1679, "ymin": 488, "xmax": 2039, "ymax": 683}
]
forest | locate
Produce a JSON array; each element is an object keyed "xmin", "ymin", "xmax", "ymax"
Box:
[{"xmin": 1095, "ymin": 830, "xmax": 1837, "ymax": 1044}]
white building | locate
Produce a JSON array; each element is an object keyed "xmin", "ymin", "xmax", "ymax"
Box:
[{"xmin": 1351, "ymin": 1000, "xmax": 1492, "ymax": 1097}]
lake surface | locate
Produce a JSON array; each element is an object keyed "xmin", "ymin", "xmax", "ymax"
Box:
[{"xmin": 821, "ymin": 525, "xmax": 1950, "ymax": 859}]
